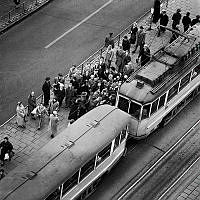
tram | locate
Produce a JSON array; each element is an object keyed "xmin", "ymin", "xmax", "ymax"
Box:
[
  {"xmin": 0, "ymin": 105, "xmax": 130, "ymax": 200},
  {"xmin": 116, "ymin": 24, "xmax": 200, "ymax": 139}
]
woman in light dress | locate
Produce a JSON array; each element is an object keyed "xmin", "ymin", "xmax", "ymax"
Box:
[{"xmin": 16, "ymin": 102, "xmax": 26, "ymax": 128}]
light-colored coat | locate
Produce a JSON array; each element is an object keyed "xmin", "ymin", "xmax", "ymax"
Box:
[
  {"xmin": 16, "ymin": 105, "xmax": 25, "ymax": 126},
  {"xmin": 49, "ymin": 114, "xmax": 59, "ymax": 136}
]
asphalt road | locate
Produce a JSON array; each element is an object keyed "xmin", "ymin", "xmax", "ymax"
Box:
[
  {"xmin": 0, "ymin": 0, "xmax": 153, "ymax": 124},
  {"xmin": 87, "ymin": 94, "xmax": 200, "ymax": 200}
]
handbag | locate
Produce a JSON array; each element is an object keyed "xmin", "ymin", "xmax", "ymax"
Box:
[{"xmin": 4, "ymin": 153, "xmax": 9, "ymax": 160}]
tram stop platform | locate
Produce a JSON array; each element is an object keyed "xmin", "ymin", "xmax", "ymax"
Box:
[{"xmin": 0, "ymin": 0, "xmax": 199, "ymax": 196}]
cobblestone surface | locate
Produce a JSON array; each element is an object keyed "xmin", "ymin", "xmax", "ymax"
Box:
[{"xmin": 0, "ymin": 1, "xmax": 199, "ymax": 199}]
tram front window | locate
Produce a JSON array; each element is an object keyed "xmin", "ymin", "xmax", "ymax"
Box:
[
  {"xmin": 129, "ymin": 101, "xmax": 141, "ymax": 120},
  {"xmin": 117, "ymin": 96, "xmax": 129, "ymax": 113}
]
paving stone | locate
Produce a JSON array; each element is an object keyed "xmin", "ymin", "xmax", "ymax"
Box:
[
  {"xmin": 188, "ymin": 193, "xmax": 198, "ymax": 199},
  {"xmin": 177, "ymin": 196, "xmax": 186, "ymax": 200},
  {"xmin": 184, "ymin": 189, "xmax": 192, "ymax": 195},
  {"xmin": 180, "ymin": 193, "xmax": 188, "ymax": 198}
]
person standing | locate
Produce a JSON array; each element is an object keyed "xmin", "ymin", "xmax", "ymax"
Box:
[
  {"xmin": 137, "ymin": 44, "xmax": 151, "ymax": 66},
  {"xmin": 49, "ymin": 111, "xmax": 59, "ymax": 138},
  {"xmin": 42, "ymin": 77, "xmax": 51, "ymax": 107},
  {"xmin": 115, "ymin": 46, "xmax": 125, "ymax": 74},
  {"xmin": 158, "ymin": 10, "xmax": 169, "ymax": 36},
  {"xmin": 0, "ymin": 137, "xmax": 13, "ymax": 166},
  {"xmin": 133, "ymin": 26, "xmax": 146, "ymax": 54},
  {"xmin": 16, "ymin": 102, "xmax": 26, "ymax": 128},
  {"xmin": 152, "ymin": 0, "xmax": 160, "ymax": 24},
  {"xmin": 0, "ymin": 169, "xmax": 5, "ymax": 180},
  {"xmin": 122, "ymin": 35, "xmax": 131, "ymax": 52},
  {"xmin": 182, "ymin": 12, "xmax": 191, "ymax": 32},
  {"xmin": 130, "ymin": 22, "xmax": 138, "ymax": 46},
  {"xmin": 172, "ymin": 9, "xmax": 182, "ymax": 29},
  {"xmin": 105, "ymin": 45, "xmax": 114, "ymax": 68},
  {"xmin": 105, "ymin": 32, "xmax": 114, "ymax": 49},
  {"xmin": 28, "ymin": 91, "xmax": 36, "ymax": 116},
  {"xmin": 35, "ymin": 103, "xmax": 49, "ymax": 130}
]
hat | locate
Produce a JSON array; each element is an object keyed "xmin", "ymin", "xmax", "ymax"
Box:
[
  {"xmin": 162, "ymin": 9, "xmax": 166, "ymax": 13},
  {"xmin": 144, "ymin": 44, "xmax": 148, "ymax": 47},
  {"xmin": 53, "ymin": 111, "xmax": 57, "ymax": 115},
  {"xmin": 177, "ymin": 9, "xmax": 181, "ymax": 12},
  {"xmin": 196, "ymin": 15, "xmax": 200, "ymax": 19},
  {"xmin": 4, "ymin": 137, "xmax": 8, "ymax": 140},
  {"xmin": 140, "ymin": 26, "xmax": 144, "ymax": 29}
]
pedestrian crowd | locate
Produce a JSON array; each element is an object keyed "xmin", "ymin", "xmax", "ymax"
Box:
[{"xmin": 1, "ymin": 0, "xmax": 199, "ymax": 178}]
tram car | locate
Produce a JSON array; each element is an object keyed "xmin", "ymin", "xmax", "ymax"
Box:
[
  {"xmin": 0, "ymin": 105, "xmax": 130, "ymax": 200},
  {"xmin": 116, "ymin": 24, "xmax": 200, "ymax": 139}
]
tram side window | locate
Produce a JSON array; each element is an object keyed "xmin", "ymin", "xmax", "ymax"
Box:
[
  {"xmin": 150, "ymin": 99, "xmax": 159, "ymax": 115},
  {"xmin": 79, "ymin": 157, "xmax": 96, "ymax": 182},
  {"xmin": 141, "ymin": 104, "xmax": 150, "ymax": 119},
  {"xmin": 62, "ymin": 171, "xmax": 79, "ymax": 197},
  {"xmin": 158, "ymin": 93, "xmax": 166, "ymax": 109},
  {"xmin": 179, "ymin": 72, "xmax": 191, "ymax": 91},
  {"xmin": 120, "ymin": 129, "xmax": 126, "ymax": 142},
  {"xmin": 118, "ymin": 96, "xmax": 129, "ymax": 113},
  {"xmin": 46, "ymin": 187, "xmax": 61, "ymax": 200},
  {"xmin": 167, "ymin": 82, "xmax": 179, "ymax": 102},
  {"xmin": 191, "ymin": 65, "xmax": 200, "ymax": 80},
  {"xmin": 129, "ymin": 101, "xmax": 141, "ymax": 120},
  {"xmin": 113, "ymin": 134, "xmax": 121, "ymax": 151},
  {"xmin": 96, "ymin": 143, "xmax": 112, "ymax": 166}
]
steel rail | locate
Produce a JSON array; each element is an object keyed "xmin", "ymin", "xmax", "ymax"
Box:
[
  {"xmin": 157, "ymin": 156, "xmax": 200, "ymax": 200},
  {"xmin": 116, "ymin": 118, "xmax": 200, "ymax": 200}
]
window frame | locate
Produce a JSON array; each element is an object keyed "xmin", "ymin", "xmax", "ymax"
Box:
[
  {"xmin": 150, "ymin": 99, "xmax": 159, "ymax": 115},
  {"xmin": 117, "ymin": 95, "xmax": 130, "ymax": 113},
  {"xmin": 79, "ymin": 157, "xmax": 96, "ymax": 182},
  {"xmin": 158, "ymin": 93, "xmax": 167, "ymax": 109},
  {"xmin": 96, "ymin": 142, "xmax": 112, "ymax": 167},
  {"xmin": 167, "ymin": 82, "xmax": 179, "ymax": 102},
  {"xmin": 179, "ymin": 72, "xmax": 192, "ymax": 91},
  {"xmin": 141, "ymin": 104, "xmax": 151, "ymax": 119},
  {"xmin": 61, "ymin": 170, "xmax": 79, "ymax": 197},
  {"xmin": 129, "ymin": 100, "xmax": 142, "ymax": 120}
]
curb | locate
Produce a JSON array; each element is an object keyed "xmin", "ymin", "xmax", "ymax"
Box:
[{"xmin": 0, "ymin": 0, "xmax": 53, "ymax": 35}]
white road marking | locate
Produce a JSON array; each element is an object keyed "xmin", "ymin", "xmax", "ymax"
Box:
[{"xmin": 45, "ymin": 0, "xmax": 114, "ymax": 49}]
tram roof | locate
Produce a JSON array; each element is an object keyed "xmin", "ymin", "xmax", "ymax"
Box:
[
  {"xmin": 0, "ymin": 105, "xmax": 130, "ymax": 200},
  {"xmin": 119, "ymin": 24, "xmax": 200, "ymax": 104}
]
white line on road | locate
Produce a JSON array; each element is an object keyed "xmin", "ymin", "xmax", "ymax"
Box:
[{"xmin": 45, "ymin": 0, "xmax": 113, "ymax": 49}]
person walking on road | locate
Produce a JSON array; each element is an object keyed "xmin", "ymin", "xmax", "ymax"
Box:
[
  {"xmin": 28, "ymin": 91, "xmax": 36, "ymax": 117},
  {"xmin": 182, "ymin": 12, "xmax": 191, "ymax": 32},
  {"xmin": 49, "ymin": 111, "xmax": 59, "ymax": 138},
  {"xmin": 152, "ymin": 0, "xmax": 161, "ymax": 24},
  {"xmin": 129, "ymin": 22, "xmax": 138, "ymax": 46},
  {"xmin": 172, "ymin": 9, "xmax": 182, "ymax": 29},
  {"xmin": 42, "ymin": 77, "xmax": 51, "ymax": 107},
  {"xmin": 157, "ymin": 10, "xmax": 169, "ymax": 37},
  {"xmin": 16, "ymin": 102, "xmax": 26, "ymax": 128}
]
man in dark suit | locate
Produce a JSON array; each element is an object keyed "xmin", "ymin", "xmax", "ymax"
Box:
[{"xmin": 42, "ymin": 77, "xmax": 51, "ymax": 107}]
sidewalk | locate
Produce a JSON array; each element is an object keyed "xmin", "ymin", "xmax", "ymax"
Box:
[
  {"xmin": 0, "ymin": 0, "xmax": 199, "ymax": 178},
  {"xmin": 0, "ymin": 0, "xmax": 52, "ymax": 33}
]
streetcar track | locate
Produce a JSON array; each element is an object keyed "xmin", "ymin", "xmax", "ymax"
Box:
[
  {"xmin": 157, "ymin": 156, "xmax": 200, "ymax": 200},
  {"xmin": 111, "ymin": 118, "xmax": 200, "ymax": 200}
]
